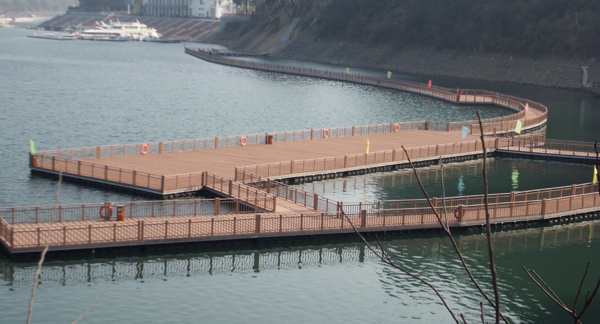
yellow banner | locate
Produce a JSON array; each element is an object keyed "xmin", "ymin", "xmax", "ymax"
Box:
[
  {"xmin": 30, "ymin": 139, "xmax": 35, "ymax": 154},
  {"xmin": 594, "ymin": 166, "xmax": 598, "ymax": 184},
  {"xmin": 387, "ymin": 71, "xmax": 392, "ymax": 79},
  {"xmin": 346, "ymin": 67, "xmax": 350, "ymax": 74},
  {"xmin": 366, "ymin": 138, "xmax": 370, "ymax": 154},
  {"xmin": 515, "ymin": 120, "xmax": 523, "ymax": 134}
]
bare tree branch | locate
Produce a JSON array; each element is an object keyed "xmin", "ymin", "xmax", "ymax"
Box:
[
  {"xmin": 27, "ymin": 164, "xmax": 62, "ymax": 324},
  {"xmin": 572, "ymin": 262, "xmax": 591, "ymax": 314},
  {"xmin": 476, "ymin": 110, "xmax": 501, "ymax": 324},
  {"xmin": 341, "ymin": 210, "xmax": 460, "ymax": 324},
  {"xmin": 401, "ymin": 145, "xmax": 509, "ymax": 324},
  {"xmin": 71, "ymin": 298, "xmax": 102, "ymax": 324}
]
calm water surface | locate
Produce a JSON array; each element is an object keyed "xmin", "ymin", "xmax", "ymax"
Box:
[{"xmin": 1, "ymin": 28, "xmax": 600, "ymax": 323}]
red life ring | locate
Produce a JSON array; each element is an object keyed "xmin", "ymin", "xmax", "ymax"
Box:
[
  {"xmin": 454, "ymin": 205, "xmax": 465, "ymax": 220},
  {"xmin": 240, "ymin": 136, "xmax": 248, "ymax": 146},
  {"xmin": 99, "ymin": 206, "xmax": 113, "ymax": 220},
  {"xmin": 323, "ymin": 129, "xmax": 330, "ymax": 138},
  {"xmin": 141, "ymin": 144, "xmax": 149, "ymax": 155},
  {"xmin": 394, "ymin": 124, "xmax": 400, "ymax": 132}
]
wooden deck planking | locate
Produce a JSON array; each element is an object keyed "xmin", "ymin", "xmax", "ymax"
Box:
[
  {"xmin": 89, "ymin": 130, "xmax": 477, "ymax": 180},
  {"xmin": 5, "ymin": 196, "xmax": 594, "ymax": 253}
]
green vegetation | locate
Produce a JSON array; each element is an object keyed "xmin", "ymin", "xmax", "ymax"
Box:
[{"xmin": 313, "ymin": 0, "xmax": 600, "ymax": 58}]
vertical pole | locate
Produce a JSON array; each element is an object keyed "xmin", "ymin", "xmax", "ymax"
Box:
[
  {"xmin": 360, "ymin": 210, "xmax": 367, "ymax": 228},
  {"xmin": 255, "ymin": 214, "xmax": 261, "ymax": 234},
  {"xmin": 542, "ymin": 199, "xmax": 547, "ymax": 218},
  {"xmin": 96, "ymin": 146, "xmax": 101, "ymax": 159}
]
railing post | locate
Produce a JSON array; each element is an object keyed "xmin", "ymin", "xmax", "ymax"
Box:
[
  {"xmin": 161, "ymin": 175, "xmax": 165, "ymax": 193},
  {"xmin": 255, "ymin": 214, "xmax": 261, "ymax": 234},
  {"xmin": 360, "ymin": 210, "xmax": 367, "ymax": 228},
  {"xmin": 228, "ymin": 180, "xmax": 233, "ymax": 196},
  {"xmin": 215, "ymin": 137, "xmax": 219, "ymax": 149},
  {"xmin": 215, "ymin": 198, "xmax": 220, "ymax": 215},
  {"xmin": 310, "ymin": 129, "xmax": 314, "ymax": 140},
  {"xmin": 344, "ymin": 155, "xmax": 348, "ymax": 168},
  {"xmin": 352, "ymin": 126, "xmax": 356, "ymax": 136},
  {"xmin": 313, "ymin": 194, "xmax": 319, "ymax": 211},
  {"xmin": 458, "ymin": 205, "xmax": 464, "ymax": 223},
  {"xmin": 542, "ymin": 199, "xmax": 548, "ymax": 218},
  {"xmin": 159, "ymin": 141, "xmax": 163, "ymax": 154},
  {"xmin": 133, "ymin": 170, "xmax": 137, "ymax": 186}
]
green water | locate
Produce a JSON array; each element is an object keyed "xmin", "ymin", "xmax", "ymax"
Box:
[{"xmin": 1, "ymin": 27, "xmax": 600, "ymax": 323}]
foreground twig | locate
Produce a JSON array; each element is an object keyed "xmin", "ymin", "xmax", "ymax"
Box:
[
  {"xmin": 72, "ymin": 298, "xmax": 102, "ymax": 324},
  {"xmin": 27, "ymin": 167, "xmax": 62, "ymax": 324},
  {"xmin": 476, "ymin": 110, "xmax": 501, "ymax": 324},
  {"xmin": 341, "ymin": 210, "xmax": 460, "ymax": 324},
  {"xmin": 523, "ymin": 262, "xmax": 600, "ymax": 324},
  {"xmin": 401, "ymin": 145, "xmax": 508, "ymax": 323}
]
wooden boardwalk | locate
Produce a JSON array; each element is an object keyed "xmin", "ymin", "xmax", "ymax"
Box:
[
  {"xmin": 3, "ymin": 185, "xmax": 599, "ymax": 253},
  {"xmin": 6, "ymin": 49, "xmax": 580, "ymax": 256}
]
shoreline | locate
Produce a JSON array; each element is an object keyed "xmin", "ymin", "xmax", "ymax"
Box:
[{"xmin": 272, "ymin": 38, "xmax": 600, "ymax": 91}]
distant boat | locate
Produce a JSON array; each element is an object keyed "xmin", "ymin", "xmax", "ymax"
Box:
[
  {"xmin": 28, "ymin": 32, "xmax": 77, "ymax": 40},
  {"xmin": 144, "ymin": 37, "xmax": 182, "ymax": 43}
]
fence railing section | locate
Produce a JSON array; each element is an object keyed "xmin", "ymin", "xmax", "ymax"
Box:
[
  {"xmin": 203, "ymin": 172, "xmax": 277, "ymax": 213},
  {"xmin": 0, "ymin": 198, "xmax": 266, "ymax": 225},
  {"xmin": 236, "ymin": 139, "xmax": 497, "ymax": 180},
  {"xmin": 186, "ymin": 47, "xmax": 548, "ymax": 135},
  {"xmin": 339, "ymin": 183, "xmax": 599, "ymax": 214},
  {"xmin": 34, "ymin": 133, "xmax": 269, "ymax": 161},
  {"xmin": 499, "ymin": 138, "xmax": 599, "ymax": 158},
  {"xmin": 3, "ymin": 191, "xmax": 599, "ymax": 251}
]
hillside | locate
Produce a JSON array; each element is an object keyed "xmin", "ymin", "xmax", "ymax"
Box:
[
  {"xmin": 0, "ymin": 0, "xmax": 72, "ymax": 15},
  {"xmin": 210, "ymin": 0, "xmax": 600, "ymax": 89}
]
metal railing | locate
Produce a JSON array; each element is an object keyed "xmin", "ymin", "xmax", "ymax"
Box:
[
  {"xmin": 186, "ymin": 47, "xmax": 548, "ymax": 135},
  {"xmin": 339, "ymin": 183, "xmax": 599, "ymax": 214},
  {"xmin": 236, "ymin": 139, "xmax": 498, "ymax": 180},
  {"xmin": 0, "ymin": 197, "xmax": 267, "ymax": 225},
  {"xmin": 3, "ymin": 192, "xmax": 599, "ymax": 251},
  {"xmin": 499, "ymin": 139, "xmax": 599, "ymax": 157}
]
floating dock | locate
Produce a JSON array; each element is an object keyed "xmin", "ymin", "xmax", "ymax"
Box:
[{"xmin": 4, "ymin": 52, "xmax": 599, "ymax": 257}]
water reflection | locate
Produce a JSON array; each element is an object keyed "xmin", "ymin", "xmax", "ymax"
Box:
[
  {"xmin": 293, "ymin": 158, "xmax": 593, "ymax": 202},
  {"xmin": 2, "ymin": 221, "xmax": 597, "ymax": 286}
]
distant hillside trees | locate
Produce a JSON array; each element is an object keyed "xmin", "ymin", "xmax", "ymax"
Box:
[{"xmin": 314, "ymin": 0, "xmax": 600, "ymax": 57}]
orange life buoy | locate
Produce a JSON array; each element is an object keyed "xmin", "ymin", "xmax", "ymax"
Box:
[
  {"xmin": 141, "ymin": 144, "xmax": 149, "ymax": 155},
  {"xmin": 240, "ymin": 136, "xmax": 248, "ymax": 146},
  {"xmin": 323, "ymin": 129, "xmax": 330, "ymax": 138},
  {"xmin": 394, "ymin": 123, "xmax": 400, "ymax": 132},
  {"xmin": 454, "ymin": 205, "xmax": 465, "ymax": 220},
  {"xmin": 99, "ymin": 206, "xmax": 113, "ymax": 220}
]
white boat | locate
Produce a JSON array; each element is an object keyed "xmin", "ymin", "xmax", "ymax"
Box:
[
  {"xmin": 28, "ymin": 32, "xmax": 77, "ymax": 40},
  {"xmin": 78, "ymin": 20, "xmax": 160, "ymax": 41}
]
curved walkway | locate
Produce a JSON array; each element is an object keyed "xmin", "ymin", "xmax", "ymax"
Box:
[{"xmin": 8, "ymin": 50, "xmax": 599, "ymax": 256}]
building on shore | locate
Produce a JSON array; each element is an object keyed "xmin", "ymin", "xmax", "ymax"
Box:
[{"xmin": 143, "ymin": 0, "xmax": 234, "ymax": 19}]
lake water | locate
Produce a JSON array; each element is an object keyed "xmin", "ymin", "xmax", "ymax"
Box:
[{"xmin": 1, "ymin": 28, "xmax": 599, "ymax": 323}]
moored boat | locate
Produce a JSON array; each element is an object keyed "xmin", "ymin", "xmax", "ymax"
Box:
[{"xmin": 28, "ymin": 32, "xmax": 77, "ymax": 40}]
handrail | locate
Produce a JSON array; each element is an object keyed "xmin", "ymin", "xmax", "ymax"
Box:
[
  {"xmin": 185, "ymin": 47, "xmax": 548, "ymax": 136},
  {"xmin": 0, "ymin": 197, "xmax": 269, "ymax": 225},
  {"xmin": 5, "ymin": 191, "xmax": 599, "ymax": 251},
  {"xmin": 235, "ymin": 135, "xmax": 549, "ymax": 180}
]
